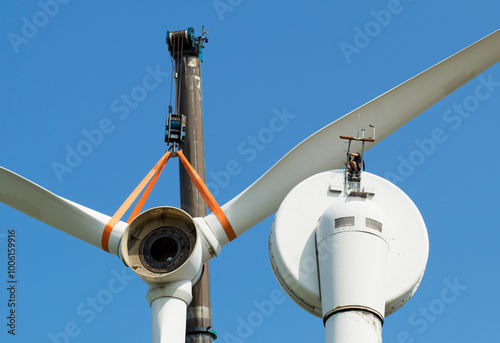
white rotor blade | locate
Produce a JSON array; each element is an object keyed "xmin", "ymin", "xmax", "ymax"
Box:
[
  {"xmin": 204, "ymin": 29, "xmax": 500, "ymax": 245},
  {"xmin": 0, "ymin": 167, "xmax": 127, "ymax": 255}
]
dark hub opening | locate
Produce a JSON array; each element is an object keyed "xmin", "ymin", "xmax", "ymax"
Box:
[
  {"xmin": 139, "ymin": 226, "xmax": 193, "ymax": 273},
  {"xmin": 150, "ymin": 237, "xmax": 178, "ymax": 263}
]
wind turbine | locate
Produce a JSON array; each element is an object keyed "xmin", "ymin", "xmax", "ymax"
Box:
[{"xmin": 1, "ymin": 21, "xmax": 499, "ymax": 343}]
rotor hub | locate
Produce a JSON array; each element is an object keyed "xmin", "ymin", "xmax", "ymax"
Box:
[{"xmin": 120, "ymin": 206, "xmax": 203, "ymax": 285}]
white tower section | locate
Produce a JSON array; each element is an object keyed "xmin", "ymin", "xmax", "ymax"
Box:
[
  {"xmin": 269, "ymin": 170, "xmax": 429, "ymax": 342},
  {"xmin": 316, "ymin": 199, "xmax": 389, "ymax": 317}
]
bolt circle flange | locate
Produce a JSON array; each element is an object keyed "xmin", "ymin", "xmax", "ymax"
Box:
[{"xmin": 139, "ymin": 226, "xmax": 192, "ymax": 273}]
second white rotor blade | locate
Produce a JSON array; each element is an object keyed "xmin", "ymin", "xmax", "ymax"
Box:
[
  {"xmin": 0, "ymin": 167, "xmax": 127, "ymax": 256},
  {"xmin": 204, "ymin": 29, "xmax": 500, "ymax": 245}
]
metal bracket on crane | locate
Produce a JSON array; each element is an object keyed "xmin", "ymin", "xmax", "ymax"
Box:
[
  {"xmin": 166, "ymin": 26, "xmax": 208, "ymax": 61},
  {"xmin": 165, "ymin": 111, "xmax": 186, "ymax": 145},
  {"xmin": 186, "ymin": 326, "xmax": 218, "ymax": 340}
]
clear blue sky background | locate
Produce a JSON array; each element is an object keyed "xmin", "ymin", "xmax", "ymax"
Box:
[{"xmin": 1, "ymin": 1, "xmax": 499, "ymax": 342}]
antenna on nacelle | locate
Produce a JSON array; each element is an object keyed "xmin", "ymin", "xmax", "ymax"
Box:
[{"xmin": 369, "ymin": 124, "xmax": 376, "ymax": 140}]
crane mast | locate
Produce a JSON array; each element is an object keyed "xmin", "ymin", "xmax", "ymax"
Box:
[{"xmin": 166, "ymin": 27, "xmax": 216, "ymax": 343}]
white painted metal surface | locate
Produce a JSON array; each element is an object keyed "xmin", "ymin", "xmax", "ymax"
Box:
[
  {"xmin": 204, "ymin": 29, "xmax": 500, "ymax": 246},
  {"xmin": 269, "ymin": 170, "xmax": 429, "ymax": 317},
  {"xmin": 152, "ymin": 297, "xmax": 187, "ymax": 343},
  {"xmin": 325, "ymin": 311, "xmax": 382, "ymax": 343},
  {"xmin": 150, "ymin": 280, "xmax": 193, "ymax": 343},
  {"xmin": 316, "ymin": 199, "xmax": 389, "ymax": 321},
  {"xmin": 0, "ymin": 166, "xmax": 127, "ymax": 255}
]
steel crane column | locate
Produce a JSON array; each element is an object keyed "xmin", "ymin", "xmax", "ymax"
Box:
[{"xmin": 176, "ymin": 52, "xmax": 214, "ymax": 343}]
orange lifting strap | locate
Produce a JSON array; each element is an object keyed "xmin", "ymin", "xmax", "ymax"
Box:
[
  {"xmin": 101, "ymin": 149, "xmax": 236, "ymax": 253},
  {"xmin": 177, "ymin": 150, "xmax": 237, "ymax": 241}
]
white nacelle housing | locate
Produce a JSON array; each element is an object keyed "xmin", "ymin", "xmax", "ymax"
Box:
[{"xmin": 269, "ymin": 170, "xmax": 429, "ymax": 319}]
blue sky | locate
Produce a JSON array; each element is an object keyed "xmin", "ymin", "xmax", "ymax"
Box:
[{"xmin": 1, "ymin": 1, "xmax": 499, "ymax": 342}]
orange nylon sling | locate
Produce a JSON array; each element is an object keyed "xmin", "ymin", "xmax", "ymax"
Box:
[
  {"xmin": 102, "ymin": 149, "xmax": 236, "ymax": 253},
  {"xmin": 126, "ymin": 152, "xmax": 170, "ymax": 222},
  {"xmin": 101, "ymin": 151, "xmax": 171, "ymax": 252},
  {"xmin": 177, "ymin": 150, "xmax": 237, "ymax": 241}
]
